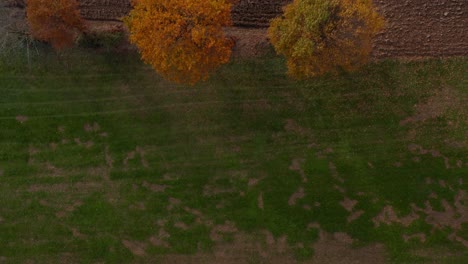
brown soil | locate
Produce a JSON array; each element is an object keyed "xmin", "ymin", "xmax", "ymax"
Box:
[
  {"xmin": 372, "ymin": 0, "xmax": 468, "ymax": 58},
  {"xmin": 225, "ymin": 27, "xmax": 271, "ymax": 59},
  {"xmin": 6, "ymin": 0, "xmax": 468, "ymax": 58}
]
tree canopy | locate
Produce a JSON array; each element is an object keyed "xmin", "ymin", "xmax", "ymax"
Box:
[
  {"xmin": 125, "ymin": 0, "xmax": 235, "ymax": 85},
  {"xmin": 268, "ymin": 0, "xmax": 384, "ymax": 78}
]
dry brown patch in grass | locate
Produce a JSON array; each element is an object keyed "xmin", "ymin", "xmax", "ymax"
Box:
[
  {"xmin": 123, "ymin": 150, "xmax": 136, "ymax": 168},
  {"xmin": 15, "ymin": 115, "xmax": 28, "ymax": 123},
  {"xmin": 45, "ymin": 162, "xmax": 64, "ymax": 176},
  {"xmin": 248, "ymin": 177, "xmax": 261, "ymax": 187},
  {"xmin": 71, "ymin": 228, "xmax": 87, "ymax": 240},
  {"xmin": 142, "ymin": 181, "xmax": 167, "ymax": 193},
  {"xmin": 156, "ymin": 232, "xmax": 297, "ymax": 264},
  {"xmin": 329, "ymin": 162, "xmax": 345, "ymax": 184},
  {"xmin": 257, "ymin": 192, "xmax": 264, "ymax": 210},
  {"xmin": 412, "ymin": 246, "xmax": 465, "ymax": 263},
  {"xmin": 129, "ymin": 202, "xmax": 146, "ymax": 211},
  {"xmin": 83, "ymin": 141, "xmax": 94, "ymax": 149},
  {"xmin": 312, "ymin": 231, "xmax": 386, "ymax": 264},
  {"xmin": 55, "ymin": 200, "xmax": 83, "ymax": 218},
  {"xmin": 288, "ymin": 187, "xmax": 305, "ymax": 206},
  {"xmin": 49, "ymin": 142, "xmax": 58, "ymax": 151},
  {"xmin": 406, "ymin": 143, "xmax": 459, "ymax": 169},
  {"xmin": 27, "ymin": 145, "xmax": 39, "ymax": 165},
  {"xmin": 28, "ymin": 183, "xmax": 67, "ymax": 193},
  {"xmin": 149, "ymin": 228, "xmax": 388, "ymax": 264},
  {"xmin": 174, "ymin": 222, "xmax": 189, "ymax": 230},
  {"xmin": 373, "ymin": 205, "xmax": 420, "ymax": 227},
  {"xmin": 340, "ymin": 196, "xmax": 365, "ymax": 223},
  {"xmin": 210, "ymin": 221, "xmax": 238, "ymax": 242},
  {"xmin": 74, "ymin": 138, "xmax": 94, "ymax": 149},
  {"xmin": 403, "ymin": 233, "xmax": 426, "ymax": 243},
  {"xmin": 412, "ymin": 190, "xmax": 468, "ymax": 247},
  {"xmin": 400, "ymin": 86, "xmax": 461, "ymax": 126},
  {"xmin": 167, "ymin": 197, "xmax": 181, "ymax": 210},
  {"xmin": 149, "ymin": 234, "xmax": 170, "ymax": 248},
  {"xmin": 83, "ymin": 122, "xmax": 100, "ymax": 133},
  {"xmin": 28, "ymin": 182, "xmax": 102, "ymax": 194},
  {"xmin": 104, "ymin": 146, "xmax": 113, "ymax": 168},
  {"xmin": 289, "ymin": 158, "xmax": 307, "ymax": 183},
  {"xmin": 203, "ymin": 184, "xmax": 237, "ymax": 197},
  {"xmin": 340, "ymin": 197, "xmax": 358, "ymax": 212},
  {"xmin": 444, "ymin": 139, "xmax": 466, "ymax": 150},
  {"xmin": 347, "ymin": 210, "xmax": 365, "ymax": 223},
  {"xmin": 87, "ymin": 166, "xmax": 121, "ymax": 203},
  {"xmin": 136, "ymin": 146, "xmax": 149, "ymax": 168},
  {"xmin": 284, "ymin": 119, "xmax": 310, "ymax": 137},
  {"xmin": 122, "ymin": 239, "xmax": 147, "ymax": 257},
  {"xmin": 123, "ymin": 146, "xmax": 149, "ymax": 169},
  {"xmin": 184, "ymin": 207, "xmax": 203, "ymax": 217},
  {"xmin": 334, "ymin": 185, "xmax": 346, "ymax": 194}
]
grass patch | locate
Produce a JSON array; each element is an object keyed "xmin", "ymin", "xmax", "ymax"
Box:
[{"xmin": 0, "ymin": 49, "xmax": 466, "ymax": 262}]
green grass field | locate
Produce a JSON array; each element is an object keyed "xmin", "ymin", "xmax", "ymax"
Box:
[{"xmin": 0, "ymin": 49, "xmax": 467, "ymax": 263}]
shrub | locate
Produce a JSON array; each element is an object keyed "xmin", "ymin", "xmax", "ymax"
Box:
[{"xmin": 26, "ymin": 0, "xmax": 86, "ymax": 50}]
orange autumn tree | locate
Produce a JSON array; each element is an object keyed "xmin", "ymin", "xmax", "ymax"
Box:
[
  {"xmin": 269, "ymin": 0, "xmax": 384, "ymax": 79},
  {"xmin": 125, "ymin": 0, "xmax": 234, "ymax": 85},
  {"xmin": 26, "ymin": 0, "xmax": 86, "ymax": 50}
]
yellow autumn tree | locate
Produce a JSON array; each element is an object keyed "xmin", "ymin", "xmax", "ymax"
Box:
[
  {"xmin": 125, "ymin": 0, "xmax": 234, "ymax": 85},
  {"xmin": 268, "ymin": 0, "xmax": 384, "ymax": 79},
  {"xmin": 26, "ymin": 0, "xmax": 86, "ymax": 50}
]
